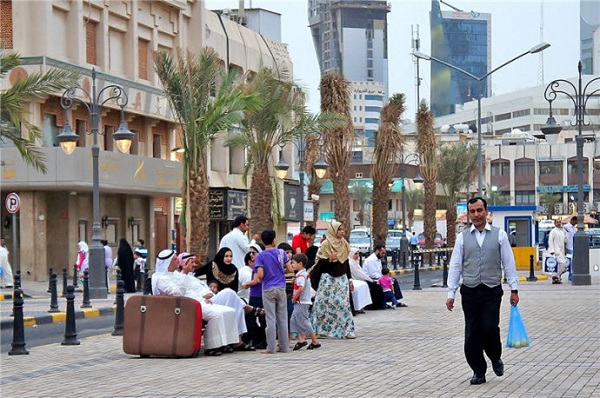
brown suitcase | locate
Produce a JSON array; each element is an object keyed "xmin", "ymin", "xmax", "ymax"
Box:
[{"xmin": 123, "ymin": 295, "xmax": 202, "ymax": 357}]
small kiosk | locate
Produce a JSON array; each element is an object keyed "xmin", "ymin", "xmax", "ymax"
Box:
[{"xmin": 488, "ymin": 205, "xmax": 545, "ymax": 271}]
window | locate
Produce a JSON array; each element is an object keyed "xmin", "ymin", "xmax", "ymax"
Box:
[
  {"xmin": 495, "ymin": 112, "xmax": 511, "ymax": 122},
  {"xmin": 539, "ymin": 161, "xmax": 563, "ymax": 176},
  {"xmin": 512, "ymin": 109, "xmax": 531, "ymax": 118},
  {"xmin": 86, "ymin": 20, "xmax": 98, "ymax": 65},
  {"xmin": 138, "ymin": 39, "xmax": 149, "ymax": 80},
  {"xmin": 76, "ymin": 120, "xmax": 86, "ymax": 148},
  {"xmin": 515, "ymin": 160, "xmax": 534, "ymax": 176},
  {"xmin": 365, "ymin": 118, "xmax": 378, "ymax": 124},
  {"xmin": 104, "ymin": 125, "xmax": 114, "ymax": 151},
  {"xmin": 365, "ymin": 106, "xmax": 380, "ymax": 113},
  {"xmin": 42, "ymin": 114, "xmax": 59, "ymax": 147},
  {"xmin": 491, "ymin": 160, "xmax": 510, "ymax": 176},
  {"xmin": 365, "ymin": 95, "xmax": 383, "ymax": 101},
  {"xmin": 129, "ymin": 130, "xmax": 138, "ymax": 155},
  {"xmin": 153, "ymin": 134, "xmax": 161, "ymax": 158},
  {"xmin": 0, "ymin": 0, "xmax": 13, "ymax": 49},
  {"xmin": 515, "ymin": 191, "xmax": 535, "ymax": 205}
]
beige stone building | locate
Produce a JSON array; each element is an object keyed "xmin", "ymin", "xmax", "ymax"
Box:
[{"xmin": 0, "ymin": 0, "xmax": 292, "ymax": 280}]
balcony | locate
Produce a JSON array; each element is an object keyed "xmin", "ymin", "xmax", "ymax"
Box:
[{"xmin": 1, "ymin": 147, "xmax": 182, "ymax": 196}]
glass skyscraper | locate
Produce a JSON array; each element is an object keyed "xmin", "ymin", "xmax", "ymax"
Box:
[{"xmin": 430, "ymin": 0, "xmax": 491, "ymax": 117}]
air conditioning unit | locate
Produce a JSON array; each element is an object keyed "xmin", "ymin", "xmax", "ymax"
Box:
[
  {"xmin": 355, "ymin": 172, "xmax": 363, "ymax": 178},
  {"xmin": 554, "ymin": 203, "xmax": 564, "ymax": 214}
]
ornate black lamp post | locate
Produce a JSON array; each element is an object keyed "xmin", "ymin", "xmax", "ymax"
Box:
[
  {"xmin": 540, "ymin": 62, "xmax": 598, "ymax": 286},
  {"xmin": 57, "ymin": 69, "xmax": 134, "ymax": 299}
]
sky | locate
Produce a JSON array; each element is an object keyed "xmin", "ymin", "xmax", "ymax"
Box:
[{"xmin": 205, "ymin": 0, "xmax": 581, "ymax": 121}]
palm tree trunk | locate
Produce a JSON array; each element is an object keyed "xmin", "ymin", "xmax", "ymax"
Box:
[
  {"xmin": 187, "ymin": 164, "xmax": 210, "ymax": 259},
  {"xmin": 372, "ymin": 181, "xmax": 389, "ymax": 247},
  {"xmin": 249, "ymin": 162, "xmax": 274, "ymax": 235},
  {"xmin": 445, "ymin": 194, "xmax": 457, "ymax": 248}
]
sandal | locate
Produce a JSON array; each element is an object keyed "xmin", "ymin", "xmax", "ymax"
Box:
[
  {"xmin": 233, "ymin": 343, "xmax": 256, "ymax": 351},
  {"xmin": 307, "ymin": 343, "xmax": 321, "ymax": 350},
  {"xmin": 221, "ymin": 345, "xmax": 234, "ymax": 354},
  {"xmin": 396, "ymin": 303, "xmax": 408, "ymax": 308},
  {"xmin": 205, "ymin": 349, "xmax": 222, "ymax": 356},
  {"xmin": 293, "ymin": 341, "xmax": 308, "ymax": 351}
]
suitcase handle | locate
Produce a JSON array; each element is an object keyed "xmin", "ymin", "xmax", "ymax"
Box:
[{"xmin": 175, "ymin": 307, "xmax": 180, "ymax": 315}]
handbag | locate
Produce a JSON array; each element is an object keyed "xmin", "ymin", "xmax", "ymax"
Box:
[
  {"xmin": 506, "ymin": 305, "xmax": 530, "ymax": 348},
  {"xmin": 543, "ymin": 255, "xmax": 558, "ymax": 274}
]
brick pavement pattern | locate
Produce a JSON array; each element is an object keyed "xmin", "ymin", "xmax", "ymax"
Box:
[{"xmin": 1, "ymin": 275, "xmax": 599, "ymax": 397}]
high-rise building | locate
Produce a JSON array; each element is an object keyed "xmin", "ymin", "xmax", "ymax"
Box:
[
  {"xmin": 430, "ymin": 0, "xmax": 491, "ymax": 117},
  {"xmin": 581, "ymin": 0, "xmax": 600, "ymax": 75},
  {"xmin": 308, "ymin": 0, "xmax": 390, "ymax": 150}
]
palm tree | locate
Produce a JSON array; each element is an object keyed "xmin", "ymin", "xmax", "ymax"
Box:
[
  {"xmin": 226, "ymin": 67, "xmax": 343, "ymax": 234},
  {"xmin": 371, "ymin": 93, "xmax": 406, "ymax": 247},
  {"xmin": 1, "ymin": 52, "xmax": 79, "ymax": 173},
  {"xmin": 416, "ymin": 100, "xmax": 439, "ymax": 249},
  {"xmin": 438, "ymin": 141, "xmax": 478, "ymax": 248},
  {"xmin": 154, "ymin": 47, "xmax": 259, "ymax": 257},
  {"xmin": 483, "ymin": 183, "xmax": 511, "ymax": 206},
  {"xmin": 350, "ymin": 183, "xmax": 372, "ymax": 228},
  {"xmin": 320, "ymin": 72, "xmax": 354, "ymax": 234},
  {"xmin": 539, "ymin": 190, "xmax": 562, "ymax": 219}
]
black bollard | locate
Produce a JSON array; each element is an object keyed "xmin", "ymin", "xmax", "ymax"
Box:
[
  {"xmin": 8, "ymin": 288, "xmax": 29, "ymax": 355},
  {"xmin": 112, "ymin": 279, "xmax": 125, "ymax": 336},
  {"xmin": 48, "ymin": 272, "xmax": 60, "ymax": 313},
  {"xmin": 61, "ymin": 267, "xmax": 68, "ymax": 296},
  {"xmin": 13, "ymin": 269, "xmax": 21, "ymax": 289},
  {"xmin": 61, "ymin": 285, "xmax": 80, "ymax": 345},
  {"xmin": 413, "ymin": 251, "xmax": 422, "ymax": 290},
  {"xmin": 81, "ymin": 270, "xmax": 92, "ymax": 308},
  {"xmin": 113, "ymin": 271, "xmax": 122, "ymax": 305},
  {"xmin": 142, "ymin": 267, "xmax": 149, "ymax": 294},
  {"xmin": 72, "ymin": 263, "xmax": 79, "ymax": 290},
  {"xmin": 47, "ymin": 267, "xmax": 54, "ymax": 293},
  {"xmin": 527, "ymin": 254, "xmax": 538, "ymax": 282}
]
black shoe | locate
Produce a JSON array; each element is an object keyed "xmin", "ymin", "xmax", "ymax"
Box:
[
  {"xmin": 492, "ymin": 359, "xmax": 504, "ymax": 376},
  {"xmin": 470, "ymin": 374, "xmax": 486, "ymax": 385}
]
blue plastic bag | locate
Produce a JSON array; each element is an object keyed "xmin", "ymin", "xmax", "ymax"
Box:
[{"xmin": 506, "ymin": 305, "xmax": 530, "ymax": 348}]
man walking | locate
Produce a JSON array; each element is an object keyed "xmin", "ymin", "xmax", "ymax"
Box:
[
  {"xmin": 564, "ymin": 216, "xmax": 577, "ymax": 255},
  {"xmin": 219, "ymin": 215, "xmax": 259, "ymax": 270},
  {"xmin": 446, "ymin": 197, "xmax": 519, "ymax": 385},
  {"xmin": 548, "ymin": 218, "xmax": 567, "ymax": 284}
]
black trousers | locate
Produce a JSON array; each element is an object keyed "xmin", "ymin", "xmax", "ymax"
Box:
[{"xmin": 460, "ymin": 284, "xmax": 503, "ymax": 376}]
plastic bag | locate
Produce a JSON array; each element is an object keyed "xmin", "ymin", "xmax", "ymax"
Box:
[{"xmin": 506, "ymin": 305, "xmax": 530, "ymax": 348}]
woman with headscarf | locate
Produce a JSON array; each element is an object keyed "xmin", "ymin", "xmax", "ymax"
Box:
[
  {"xmin": 116, "ymin": 238, "xmax": 136, "ymax": 293},
  {"xmin": 310, "ymin": 221, "xmax": 356, "ymax": 339},
  {"xmin": 348, "ymin": 248, "xmax": 373, "ymax": 313},
  {"xmin": 194, "ymin": 247, "xmax": 239, "ymax": 292},
  {"xmin": 76, "ymin": 241, "xmax": 89, "ymax": 275}
]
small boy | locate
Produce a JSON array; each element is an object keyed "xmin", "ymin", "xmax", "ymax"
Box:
[
  {"xmin": 133, "ymin": 250, "xmax": 146, "ymax": 290},
  {"xmin": 208, "ymin": 280, "xmax": 220, "ymax": 295},
  {"xmin": 290, "ymin": 253, "xmax": 321, "ymax": 350},
  {"xmin": 378, "ymin": 267, "xmax": 397, "ymax": 309}
]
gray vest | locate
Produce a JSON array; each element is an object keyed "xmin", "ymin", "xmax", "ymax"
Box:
[{"xmin": 461, "ymin": 226, "xmax": 503, "ymax": 288}]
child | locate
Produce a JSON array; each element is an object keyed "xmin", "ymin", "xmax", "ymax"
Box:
[
  {"xmin": 290, "ymin": 253, "xmax": 321, "ymax": 350},
  {"xmin": 208, "ymin": 280, "xmax": 220, "ymax": 295},
  {"xmin": 378, "ymin": 267, "xmax": 397, "ymax": 309},
  {"xmin": 133, "ymin": 249, "xmax": 146, "ymax": 290}
]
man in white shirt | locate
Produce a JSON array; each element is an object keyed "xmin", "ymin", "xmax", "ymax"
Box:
[
  {"xmin": 446, "ymin": 197, "xmax": 519, "ymax": 385},
  {"xmin": 563, "ymin": 216, "xmax": 577, "ymax": 255},
  {"xmin": 548, "ymin": 218, "xmax": 567, "ymax": 284},
  {"xmin": 362, "ymin": 244, "xmax": 386, "ymax": 280},
  {"xmin": 219, "ymin": 215, "xmax": 259, "ymax": 270}
]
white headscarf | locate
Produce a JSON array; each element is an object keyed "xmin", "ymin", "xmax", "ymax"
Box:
[
  {"xmin": 155, "ymin": 249, "xmax": 176, "ymax": 274},
  {"xmin": 348, "ymin": 248, "xmax": 373, "ymax": 282},
  {"xmin": 78, "ymin": 241, "xmax": 89, "ymax": 252}
]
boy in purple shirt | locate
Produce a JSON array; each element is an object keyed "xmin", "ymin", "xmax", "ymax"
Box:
[{"xmin": 243, "ymin": 230, "xmax": 293, "ymax": 354}]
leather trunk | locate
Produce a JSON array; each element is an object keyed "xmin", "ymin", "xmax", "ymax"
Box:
[{"xmin": 123, "ymin": 295, "xmax": 202, "ymax": 357}]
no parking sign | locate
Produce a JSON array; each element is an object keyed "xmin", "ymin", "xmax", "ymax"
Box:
[{"xmin": 5, "ymin": 192, "xmax": 21, "ymax": 214}]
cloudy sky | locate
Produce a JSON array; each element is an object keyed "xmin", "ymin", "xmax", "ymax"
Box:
[{"xmin": 205, "ymin": 0, "xmax": 581, "ymax": 120}]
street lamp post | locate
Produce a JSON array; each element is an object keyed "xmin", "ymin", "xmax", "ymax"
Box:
[
  {"xmin": 275, "ymin": 134, "xmax": 328, "ymax": 229},
  {"xmin": 57, "ymin": 69, "xmax": 134, "ymax": 299},
  {"xmin": 540, "ymin": 62, "xmax": 598, "ymax": 286},
  {"xmin": 397, "ymin": 152, "xmax": 423, "ymax": 289},
  {"xmin": 413, "ymin": 42, "xmax": 550, "ymax": 197}
]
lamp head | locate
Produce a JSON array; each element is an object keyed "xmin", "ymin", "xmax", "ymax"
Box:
[
  {"xmin": 529, "ymin": 42, "xmax": 550, "ymax": 54},
  {"xmin": 113, "ymin": 120, "xmax": 135, "ymax": 153},
  {"xmin": 57, "ymin": 120, "xmax": 80, "ymax": 155},
  {"xmin": 274, "ymin": 156, "xmax": 289, "ymax": 180},
  {"xmin": 314, "ymin": 157, "xmax": 328, "ymax": 179},
  {"xmin": 412, "ymin": 51, "xmax": 431, "ymax": 61},
  {"xmin": 413, "ymin": 173, "xmax": 424, "ymax": 190},
  {"xmin": 540, "ymin": 115, "xmax": 562, "ymax": 144}
]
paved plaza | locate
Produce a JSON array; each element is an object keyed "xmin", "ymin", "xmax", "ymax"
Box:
[{"xmin": 1, "ymin": 272, "xmax": 599, "ymax": 398}]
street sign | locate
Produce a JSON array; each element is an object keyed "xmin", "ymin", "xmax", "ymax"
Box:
[{"xmin": 5, "ymin": 192, "xmax": 20, "ymax": 214}]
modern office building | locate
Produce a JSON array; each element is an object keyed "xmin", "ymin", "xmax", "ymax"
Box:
[
  {"xmin": 430, "ymin": 0, "xmax": 491, "ymax": 117},
  {"xmin": 308, "ymin": 0, "xmax": 390, "ymax": 148},
  {"xmin": 581, "ymin": 0, "xmax": 600, "ymax": 75},
  {"xmin": 0, "ymin": 0, "xmax": 291, "ymax": 280}
]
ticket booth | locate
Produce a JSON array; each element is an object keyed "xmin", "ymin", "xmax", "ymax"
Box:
[{"xmin": 488, "ymin": 205, "xmax": 544, "ymax": 271}]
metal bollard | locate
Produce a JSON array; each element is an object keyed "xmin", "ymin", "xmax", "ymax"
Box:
[
  {"xmin": 47, "ymin": 267, "xmax": 54, "ymax": 293},
  {"xmin": 113, "ymin": 271, "xmax": 122, "ymax": 305},
  {"xmin": 413, "ymin": 251, "xmax": 422, "ymax": 290},
  {"xmin": 81, "ymin": 270, "xmax": 92, "ymax": 308},
  {"xmin": 48, "ymin": 272, "xmax": 60, "ymax": 313},
  {"xmin": 442, "ymin": 255, "xmax": 449, "ymax": 288},
  {"xmin": 142, "ymin": 267, "xmax": 149, "ymax": 295},
  {"xmin": 112, "ymin": 279, "xmax": 125, "ymax": 336},
  {"xmin": 61, "ymin": 267, "xmax": 68, "ymax": 296},
  {"xmin": 61, "ymin": 285, "xmax": 80, "ymax": 345},
  {"xmin": 72, "ymin": 263, "xmax": 79, "ymax": 290},
  {"xmin": 13, "ymin": 269, "xmax": 21, "ymax": 289},
  {"xmin": 527, "ymin": 254, "xmax": 538, "ymax": 282},
  {"xmin": 8, "ymin": 288, "xmax": 29, "ymax": 355}
]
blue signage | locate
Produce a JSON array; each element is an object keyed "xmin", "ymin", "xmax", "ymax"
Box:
[{"xmin": 536, "ymin": 185, "xmax": 591, "ymax": 193}]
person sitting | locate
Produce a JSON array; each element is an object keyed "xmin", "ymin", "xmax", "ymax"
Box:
[
  {"xmin": 194, "ymin": 247, "xmax": 239, "ymax": 292},
  {"xmin": 347, "ymin": 248, "xmax": 373, "ymax": 313}
]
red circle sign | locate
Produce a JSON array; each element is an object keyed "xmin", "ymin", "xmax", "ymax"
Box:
[{"xmin": 5, "ymin": 192, "xmax": 21, "ymax": 214}]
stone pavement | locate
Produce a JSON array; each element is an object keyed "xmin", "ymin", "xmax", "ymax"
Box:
[{"xmin": 1, "ymin": 271, "xmax": 598, "ymax": 398}]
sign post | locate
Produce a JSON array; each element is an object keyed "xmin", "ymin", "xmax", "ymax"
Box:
[{"xmin": 5, "ymin": 192, "xmax": 20, "ymax": 271}]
